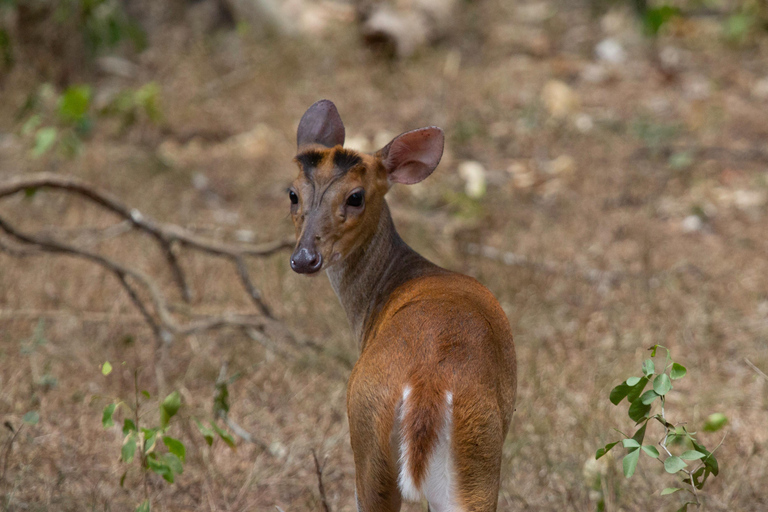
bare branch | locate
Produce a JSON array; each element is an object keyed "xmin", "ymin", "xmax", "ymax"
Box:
[
  {"xmin": 744, "ymin": 358, "xmax": 768, "ymax": 382},
  {"xmin": 0, "ymin": 173, "xmax": 293, "ymax": 312},
  {"xmin": 312, "ymin": 449, "xmax": 332, "ymax": 512}
]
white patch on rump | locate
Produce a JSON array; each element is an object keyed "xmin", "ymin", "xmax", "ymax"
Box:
[{"xmin": 397, "ymin": 387, "xmax": 460, "ymax": 512}]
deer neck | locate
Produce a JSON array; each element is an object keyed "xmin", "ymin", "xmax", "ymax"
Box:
[{"xmin": 326, "ymin": 202, "xmax": 441, "ymax": 348}]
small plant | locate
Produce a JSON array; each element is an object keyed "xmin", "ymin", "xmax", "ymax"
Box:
[
  {"xmin": 100, "ymin": 361, "xmax": 235, "ymax": 511},
  {"xmin": 18, "ymin": 82, "xmax": 162, "ymax": 158},
  {"xmin": 596, "ymin": 345, "xmax": 726, "ymax": 511}
]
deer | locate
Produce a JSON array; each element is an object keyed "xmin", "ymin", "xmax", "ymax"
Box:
[{"xmin": 287, "ymin": 99, "xmax": 517, "ymax": 512}]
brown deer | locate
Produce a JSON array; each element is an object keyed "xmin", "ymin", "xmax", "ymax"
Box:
[{"xmin": 288, "ymin": 100, "xmax": 517, "ymax": 512}]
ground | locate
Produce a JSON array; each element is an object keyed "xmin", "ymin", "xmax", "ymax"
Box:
[{"xmin": 1, "ymin": 0, "xmax": 767, "ymax": 510}]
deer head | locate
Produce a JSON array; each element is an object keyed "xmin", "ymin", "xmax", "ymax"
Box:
[{"xmin": 288, "ymin": 100, "xmax": 444, "ymax": 274}]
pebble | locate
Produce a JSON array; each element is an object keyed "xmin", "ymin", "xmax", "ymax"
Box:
[
  {"xmin": 458, "ymin": 161, "xmax": 487, "ymax": 199},
  {"xmin": 595, "ymin": 38, "xmax": 626, "ymax": 64},
  {"xmin": 752, "ymin": 77, "xmax": 768, "ymax": 100},
  {"xmin": 541, "ymin": 80, "xmax": 579, "ymax": 119},
  {"xmin": 681, "ymin": 215, "xmax": 703, "ymax": 233}
]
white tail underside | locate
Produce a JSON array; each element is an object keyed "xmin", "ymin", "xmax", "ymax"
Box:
[{"xmin": 397, "ymin": 386, "xmax": 460, "ymax": 512}]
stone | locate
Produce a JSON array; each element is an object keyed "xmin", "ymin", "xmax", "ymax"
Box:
[{"xmin": 458, "ymin": 161, "xmax": 487, "ymax": 199}]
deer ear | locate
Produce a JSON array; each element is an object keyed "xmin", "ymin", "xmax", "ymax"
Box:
[
  {"xmin": 379, "ymin": 127, "xmax": 444, "ymax": 185},
  {"xmin": 297, "ymin": 100, "xmax": 345, "ymax": 149}
]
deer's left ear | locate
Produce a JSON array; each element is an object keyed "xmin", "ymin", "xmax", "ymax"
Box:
[
  {"xmin": 379, "ymin": 127, "xmax": 444, "ymax": 185},
  {"xmin": 297, "ymin": 99, "xmax": 346, "ymax": 149}
]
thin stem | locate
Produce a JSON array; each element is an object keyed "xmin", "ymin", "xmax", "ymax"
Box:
[{"xmin": 134, "ymin": 369, "xmax": 148, "ymax": 502}]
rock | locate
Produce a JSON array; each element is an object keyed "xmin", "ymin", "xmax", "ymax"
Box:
[
  {"xmin": 361, "ymin": 0, "xmax": 458, "ymax": 58},
  {"xmin": 659, "ymin": 46, "xmax": 685, "ymax": 72},
  {"xmin": 574, "ymin": 114, "xmax": 594, "ymax": 133},
  {"xmin": 96, "ymin": 56, "xmax": 139, "ymax": 78},
  {"xmin": 508, "ymin": 162, "xmax": 536, "ymax": 189},
  {"xmin": 581, "ymin": 63, "xmax": 610, "ymax": 84},
  {"xmin": 752, "ymin": 77, "xmax": 768, "ymax": 101},
  {"xmin": 458, "ymin": 161, "xmax": 487, "ymax": 199},
  {"xmin": 595, "ymin": 38, "xmax": 626, "ymax": 64},
  {"xmin": 681, "ymin": 215, "xmax": 703, "ymax": 233},
  {"xmin": 547, "ymin": 155, "xmax": 576, "ymax": 176},
  {"xmin": 733, "ymin": 189, "xmax": 767, "ymax": 211},
  {"xmin": 516, "ymin": 2, "xmax": 552, "ymax": 24},
  {"xmin": 541, "ymin": 80, "xmax": 579, "ymax": 119},
  {"xmin": 683, "ymin": 75, "xmax": 711, "ymax": 101},
  {"xmin": 192, "ymin": 172, "xmax": 209, "ymax": 191},
  {"xmin": 223, "ymin": 0, "xmax": 295, "ymax": 36}
]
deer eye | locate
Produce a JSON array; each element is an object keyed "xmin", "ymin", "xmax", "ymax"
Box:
[
  {"xmin": 346, "ymin": 190, "xmax": 364, "ymax": 208},
  {"xmin": 289, "ymin": 190, "xmax": 299, "ymax": 205}
]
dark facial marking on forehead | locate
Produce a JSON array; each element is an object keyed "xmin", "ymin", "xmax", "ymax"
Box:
[
  {"xmin": 296, "ymin": 150, "xmax": 326, "ymax": 177},
  {"xmin": 333, "ymin": 149, "xmax": 362, "ymax": 175}
]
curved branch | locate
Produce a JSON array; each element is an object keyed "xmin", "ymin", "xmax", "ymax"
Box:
[{"xmin": 0, "ymin": 173, "xmax": 294, "ymax": 315}]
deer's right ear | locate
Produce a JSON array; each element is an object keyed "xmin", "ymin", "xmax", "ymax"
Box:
[
  {"xmin": 297, "ymin": 100, "xmax": 345, "ymax": 149},
  {"xmin": 379, "ymin": 127, "xmax": 444, "ymax": 185}
]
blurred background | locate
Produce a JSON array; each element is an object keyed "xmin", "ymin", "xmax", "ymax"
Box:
[{"xmin": 1, "ymin": 0, "xmax": 767, "ymax": 510}]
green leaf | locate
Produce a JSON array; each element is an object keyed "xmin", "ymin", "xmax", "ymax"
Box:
[
  {"xmin": 642, "ymin": 359, "xmax": 655, "ymax": 376},
  {"xmin": 210, "ymin": 422, "xmax": 236, "ymax": 450},
  {"xmin": 661, "ymin": 487, "xmax": 682, "ymax": 496},
  {"xmin": 142, "ymin": 428, "xmax": 158, "ymax": 453},
  {"xmin": 23, "ymin": 410, "xmax": 40, "ymax": 425},
  {"xmin": 676, "ymin": 503, "xmax": 691, "ymax": 512},
  {"xmin": 213, "ymin": 381, "xmax": 230, "ymax": 416},
  {"xmin": 680, "ymin": 450, "xmax": 706, "ymax": 461},
  {"xmin": 649, "ymin": 345, "xmax": 658, "ymax": 357},
  {"xmin": 653, "ymin": 373, "xmax": 672, "ymax": 395},
  {"xmin": 628, "ymin": 399, "xmax": 651, "ymax": 423},
  {"xmin": 631, "ymin": 422, "xmax": 647, "ymax": 445},
  {"xmin": 664, "ymin": 455, "xmax": 687, "ymax": 474},
  {"xmin": 641, "ymin": 445, "xmax": 660, "ymax": 458},
  {"xmin": 643, "ymin": 5, "xmax": 680, "ymax": 36},
  {"xmin": 610, "ymin": 382, "xmax": 632, "ymax": 405},
  {"xmin": 122, "ymin": 434, "xmax": 137, "ymax": 463},
  {"xmin": 626, "ymin": 376, "xmax": 641, "ymax": 386},
  {"xmin": 141, "ymin": 390, "xmax": 151, "ymax": 399},
  {"xmin": 195, "ymin": 419, "xmax": 215, "ymax": 446},
  {"xmin": 135, "ymin": 499, "xmax": 150, "ymax": 512},
  {"xmin": 688, "ymin": 466, "xmax": 709, "ymax": 490},
  {"xmin": 21, "ymin": 114, "xmax": 42, "ymax": 135},
  {"xmin": 670, "ymin": 363, "xmax": 687, "ymax": 380},
  {"xmin": 147, "ymin": 456, "xmax": 173, "ymax": 483},
  {"xmin": 57, "ymin": 85, "xmax": 91, "ymax": 123},
  {"xmin": 639, "ymin": 389, "xmax": 659, "ymax": 405},
  {"xmin": 162, "ymin": 452, "xmax": 183, "ymax": 476},
  {"xmin": 622, "ymin": 439, "xmax": 641, "ymax": 449},
  {"xmin": 596, "ymin": 441, "xmax": 619, "ymax": 460},
  {"xmin": 627, "ymin": 376, "xmax": 649, "ymax": 403},
  {"xmin": 102, "ymin": 361, "xmax": 113, "ymax": 376},
  {"xmin": 102, "ymin": 403, "xmax": 117, "ymax": 428},
  {"xmin": 119, "ymin": 470, "xmax": 127, "ymax": 487},
  {"xmin": 160, "ymin": 391, "xmax": 181, "ymax": 429},
  {"xmin": 703, "ymin": 413, "xmax": 727, "ymax": 432},
  {"xmin": 691, "ymin": 440, "xmax": 719, "ymax": 476},
  {"xmin": 122, "ymin": 418, "xmax": 137, "ymax": 436},
  {"xmin": 162, "ymin": 436, "xmax": 186, "ymax": 463},
  {"xmin": 32, "ymin": 127, "xmax": 57, "ymax": 157},
  {"xmin": 622, "ymin": 448, "xmax": 640, "ymax": 478}
]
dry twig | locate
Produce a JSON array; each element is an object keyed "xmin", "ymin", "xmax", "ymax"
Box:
[
  {"xmin": 312, "ymin": 449, "xmax": 332, "ymax": 512},
  {"xmin": 744, "ymin": 358, "xmax": 768, "ymax": 382},
  {"xmin": 0, "ymin": 173, "xmax": 292, "ymax": 316},
  {"xmin": 0, "ymin": 173, "xmax": 354, "ymax": 380}
]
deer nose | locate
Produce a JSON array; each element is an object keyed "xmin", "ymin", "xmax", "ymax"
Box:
[{"xmin": 291, "ymin": 247, "xmax": 323, "ymax": 274}]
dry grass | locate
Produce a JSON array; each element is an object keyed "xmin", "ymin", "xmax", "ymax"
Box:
[{"xmin": 1, "ymin": 0, "xmax": 768, "ymax": 510}]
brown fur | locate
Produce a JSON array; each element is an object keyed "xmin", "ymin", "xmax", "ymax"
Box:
[{"xmin": 290, "ymin": 104, "xmax": 516, "ymax": 511}]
